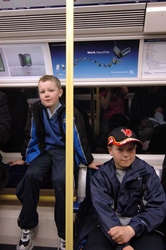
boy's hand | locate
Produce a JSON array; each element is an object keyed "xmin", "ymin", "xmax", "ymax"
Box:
[
  {"xmin": 9, "ymin": 159, "xmax": 25, "ymax": 166},
  {"xmin": 123, "ymin": 246, "xmax": 134, "ymax": 250},
  {"xmin": 155, "ymin": 107, "xmax": 163, "ymax": 114},
  {"xmin": 108, "ymin": 225, "xmax": 135, "ymax": 244},
  {"xmin": 87, "ymin": 161, "xmax": 101, "ymax": 170}
]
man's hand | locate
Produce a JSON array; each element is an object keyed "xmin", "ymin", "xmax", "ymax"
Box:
[
  {"xmin": 87, "ymin": 161, "xmax": 101, "ymax": 170},
  {"xmin": 108, "ymin": 225, "xmax": 135, "ymax": 244},
  {"xmin": 9, "ymin": 159, "xmax": 25, "ymax": 166}
]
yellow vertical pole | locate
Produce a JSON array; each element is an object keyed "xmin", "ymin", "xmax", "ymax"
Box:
[
  {"xmin": 66, "ymin": 0, "xmax": 74, "ymax": 250},
  {"xmin": 96, "ymin": 87, "xmax": 100, "ymax": 135}
]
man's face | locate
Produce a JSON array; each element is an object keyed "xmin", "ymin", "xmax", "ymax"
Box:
[{"xmin": 108, "ymin": 142, "xmax": 136, "ymax": 170}]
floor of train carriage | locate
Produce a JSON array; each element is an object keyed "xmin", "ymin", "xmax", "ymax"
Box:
[{"xmin": 0, "ymin": 245, "xmax": 57, "ymax": 250}]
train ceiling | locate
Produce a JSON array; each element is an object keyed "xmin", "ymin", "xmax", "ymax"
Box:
[{"xmin": 0, "ymin": 2, "xmax": 165, "ymax": 40}]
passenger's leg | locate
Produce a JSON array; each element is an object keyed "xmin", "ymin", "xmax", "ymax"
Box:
[
  {"xmin": 16, "ymin": 153, "xmax": 52, "ymax": 229},
  {"xmin": 50, "ymin": 149, "xmax": 65, "ymax": 240},
  {"xmin": 84, "ymin": 227, "xmax": 114, "ymax": 250},
  {"xmin": 130, "ymin": 231, "xmax": 165, "ymax": 250}
]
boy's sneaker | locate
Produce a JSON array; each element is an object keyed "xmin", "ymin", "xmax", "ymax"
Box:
[
  {"xmin": 16, "ymin": 225, "xmax": 38, "ymax": 250},
  {"xmin": 59, "ymin": 238, "xmax": 66, "ymax": 250}
]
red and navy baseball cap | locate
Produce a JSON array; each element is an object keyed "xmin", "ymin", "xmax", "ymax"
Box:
[{"xmin": 107, "ymin": 127, "xmax": 143, "ymax": 147}]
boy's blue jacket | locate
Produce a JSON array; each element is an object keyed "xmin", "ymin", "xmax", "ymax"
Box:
[
  {"xmin": 21, "ymin": 100, "xmax": 94, "ymax": 166},
  {"xmin": 90, "ymin": 157, "xmax": 166, "ymax": 249}
]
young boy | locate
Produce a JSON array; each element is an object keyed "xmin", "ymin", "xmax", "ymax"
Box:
[
  {"xmin": 10, "ymin": 75, "xmax": 100, "ymax": 250},
  {"xmin": 78, "ymin": 127, "xmax": 166, "ymax": 250}
]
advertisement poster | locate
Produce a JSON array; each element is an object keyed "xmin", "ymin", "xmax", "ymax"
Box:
[
  {"xmin": 0, "ymin": 43, "xmax": 47, "ymax": 77},
  {"xmin": 142, "ymin": 38, "xmax": 166, "ymax": 78},
  {"xmin": 49, "ymin": 40, "xmax": 139, "ymax": 79}
]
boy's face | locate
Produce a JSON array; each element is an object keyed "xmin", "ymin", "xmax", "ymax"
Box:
[
  {"xmin": 38, "ymin": 80, "xmax": 63, "ymax": 112},
  {"xmin": 108, "ymin": 142, "xmax": 136, "ymax": 170}
]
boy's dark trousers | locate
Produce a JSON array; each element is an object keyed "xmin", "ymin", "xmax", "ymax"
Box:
[
  {"xmin": 84, "ymin": 226, "xmax": 165, "ymax": 250},
  {"xmin": 16, "ymin": 149, "xmax": 66, "ymax": 240}
]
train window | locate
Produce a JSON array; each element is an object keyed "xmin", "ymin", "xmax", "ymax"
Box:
[
  {"xmin": 129, "ymin": 86, "xmax": 166, "ymax": 154},
  {"xmin": 0, "ymin": 88, "xmax": 29, "ymax": 152},
  {"xmin": 74, "ymin": 85, "xmax": 166, "ymax": 155},
  {"xmin": 0, "ymin": 85, "xmax": 166, "ymax": 155}
]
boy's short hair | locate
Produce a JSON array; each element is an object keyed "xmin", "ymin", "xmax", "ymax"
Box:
[
  {"xmin": 107, "ymin": 126, "xmax": 142, "ymax": 147},
  {"xmin": 38, "ymin": 75, "xmax": 62, "ymax": 89}
]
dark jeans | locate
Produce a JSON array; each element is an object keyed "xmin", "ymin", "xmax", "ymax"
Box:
[
  {"xmin": 84, "ymin": 227, "xmax": 165, "ymax": 250},
  {"xmin": 16, "ymin": 149, "xmax": 66, "ymax": 240}
]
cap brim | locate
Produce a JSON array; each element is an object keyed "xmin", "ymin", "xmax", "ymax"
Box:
[{"xmin": 108, "ymin": 137, "xmax": 143, "ymax": 147}]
